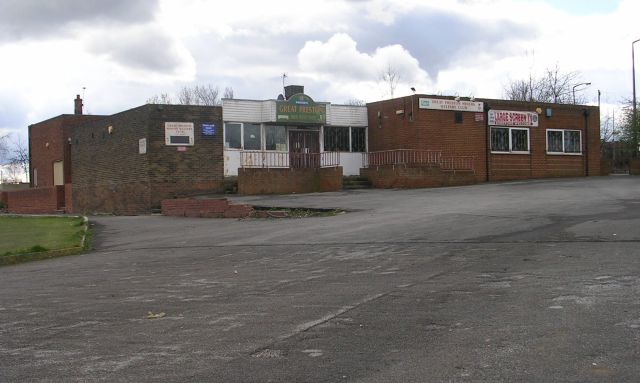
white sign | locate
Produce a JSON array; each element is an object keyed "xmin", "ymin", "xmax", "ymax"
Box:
[
  {"xmin": 165, "ymin": 122, "xmax": 194, "ymax": 146},
  {"xmin": 488, "ymin": 110, "xmax": 539, "ymax": 127},
  {"xmin": 419, "ymin": 98, "xmax": 484, "ymax": 112},
  {"xmin": 138, "ymin": 138, "xmax": 147, "ymax": 154}
]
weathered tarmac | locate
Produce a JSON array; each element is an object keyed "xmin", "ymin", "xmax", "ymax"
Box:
[{"xmin": 1, "ymin": 176, "xmax": 640, "ymax": 382}]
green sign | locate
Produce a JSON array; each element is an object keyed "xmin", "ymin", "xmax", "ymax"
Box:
[{"xmin": 276, "ymin": 93, "xmax": 326, "ymax": 124}]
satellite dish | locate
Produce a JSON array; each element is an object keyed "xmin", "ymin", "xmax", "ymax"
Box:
[{"xmin": 277, "ymin": 94, "xmax": 285, "ymax": 101}]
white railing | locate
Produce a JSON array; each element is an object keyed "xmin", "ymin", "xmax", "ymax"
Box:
[
  {"xmin": 240, "ymin": 151, "xmax": 340, "ymax": 169},
  {"xmin": 363, "ymin": 149, "xmax": 475, "ymax": 172}
]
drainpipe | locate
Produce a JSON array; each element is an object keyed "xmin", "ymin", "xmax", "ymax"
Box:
[
  {"xmin": 583, "ymin": 108, "xmax": 590, "ymax": 176},
  {"xmin": 484, "ymin": 103, "xmax": 490, "ymax": 182}
]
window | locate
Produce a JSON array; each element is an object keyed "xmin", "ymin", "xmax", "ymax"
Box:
[
  {"xmin": 491, "ymin": 127, "xmax": 529, "ymax": 153},
  {"xmin": 243, "ymin": 123, "xmax": 261, "ymax": 150},
  {"xmin": 454, "ymin": 111, "xmax": 463, "ymax": 124},
  {"xmin": 547, "ymin": 129, "xmax": 581, "ymax": 154},
  {"xmin": 351, "ymin": 127, "xmax": 366, "ymax": 152},
  {"xmin": 265, "ymin": 126, "xmax": 287, "ymax": 151},
  {"xmin": 324, "ymin": 126, "xmax": 350, "ymax": 152},
  {"xmin": 224, "ymin": 123, "xmax": 241, "ymax": 149}
]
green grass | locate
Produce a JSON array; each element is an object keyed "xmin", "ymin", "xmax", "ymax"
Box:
[{"xmin": 0, "ymin": 216, "xmax": 86, "ymax": 257}]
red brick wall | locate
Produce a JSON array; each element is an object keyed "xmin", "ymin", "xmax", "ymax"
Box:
[
  {"xmin": 367, "ymin": 96, "xmax": 602, "ymax": 183},
  {"xmin": 161, "ymin": 198, "xmax": 253, "ymax": 218},
  {"xmin": 238, "ymin": 167, "xmax": 343, "ymax": 195},
  {"xmin": 29, "ymin": 114, "xmax": 105, "ymax": 188},
  {"xmin": 0, "ymin": 191, "xmax": 7, "ymax": 208},
  {"xmin": 361, "ymin": 165, "xmax": 476, "ymax": 188},
  {"xmin": 64, "ymin": 183, "xmax": 73, "ymax": 213},
  {"xmin": 5, "ymin": 186, "xmax": 61, "ymax": 214}
]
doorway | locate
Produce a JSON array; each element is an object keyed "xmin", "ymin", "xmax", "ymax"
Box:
[{"xmin": 289, "ymin": 130, "xmax": 320, "ymax": 168}]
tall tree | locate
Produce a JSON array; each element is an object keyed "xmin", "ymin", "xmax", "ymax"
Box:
[
  {"xmin": 8, "ymin": 137, "xmax": 29, "ymax": 182},
  {"xmin": 380, "ymin": 64, "xmax": 400, "ymax": 99}
]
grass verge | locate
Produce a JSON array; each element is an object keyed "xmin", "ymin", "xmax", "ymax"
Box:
[{"xmin": 0, "ymin": 215, "xmax": 89, "ymax": 266}]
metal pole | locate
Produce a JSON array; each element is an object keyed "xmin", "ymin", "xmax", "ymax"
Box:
[{"xmin": 633, "ymin": 39, "xmax": 639, "ymax": 157}]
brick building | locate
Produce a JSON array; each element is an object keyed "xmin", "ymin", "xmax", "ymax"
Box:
[
  {"xmin": 364, "ymin": 95, "xmax": 601, "ymax": 187},
  {"xmin": 70, "ymin": 104, "xmax": 223, "ymax": 214}
]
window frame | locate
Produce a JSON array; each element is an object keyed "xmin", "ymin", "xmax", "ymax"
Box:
[
  {"xmin": 546, "ymin": 129, "xmax": 582, "ymax": 155},
  {"xmin": 224, "ymin": 122, "xmax": 265, "ymax": 150},
  {"xmin": 490, "ymin": 126, "xmax": 530, "ymax": 154}
]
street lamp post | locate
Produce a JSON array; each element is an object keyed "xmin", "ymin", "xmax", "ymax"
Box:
[
  {"xmin": 632, "ymin": 38, "xmax": 640, "ymax": 157},
  {"xmin": 572, "ymin": 82, "xmax": 592, "ymax": 104}
]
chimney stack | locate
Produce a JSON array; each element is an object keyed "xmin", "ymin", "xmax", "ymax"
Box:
[{"xmin": 74, "ymin": 94, "xmax": 83, "ymax": 115}]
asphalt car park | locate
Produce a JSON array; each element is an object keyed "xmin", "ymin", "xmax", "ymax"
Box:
[{"xmin": 2, "ymin": 176, "xmax": 640, "ymax": 382}]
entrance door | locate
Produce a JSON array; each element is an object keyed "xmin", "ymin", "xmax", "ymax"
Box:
[
  {"xmin": 289, "ymin": 130, "xmax": 320, "ymax": 168},
  {"xmin": 53, "ymin": 161, "xmax": 64, "ymax": 186}
]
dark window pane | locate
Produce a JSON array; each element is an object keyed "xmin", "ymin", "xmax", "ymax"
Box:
[
  {"xmin": 324, "ymin": 126, "xmax": 350, "ymax": 152},
  {"xmin": 243, "ymin": 123, "xmax": 261, "ymax": 150},
  {"xmin": 265, "ymin": 126, "xmax": 287, "ymax": 151},
  {"xmin": 351, "ymin": 127, "xmax": 366, "ymax": 152},
  {"xmin": 454, "ymin": 111, "xmax": 463, "ymax": 123},
  {"xmin": 511, "ymin": 129, "xmax": 529, "ymax": 152},
  {"xmin": 547, "ymin": 130, "xmax": 563, "ymax": 152},
  {"xmin": 491, "ymin": 128, "xmax": 509, "ymax": 152},
  {"xmin": 564, "ymin": 130, "xmax": 581, "ymax": 153},
  {"xmin": 225, "ymin": 123, "xmax": 241, "ymax": 149}
]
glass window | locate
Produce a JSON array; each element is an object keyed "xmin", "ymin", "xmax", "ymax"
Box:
[
  {"xmin": 225, "ymin": 123, "xmax": 241, "ymax": 149},
  {"xmin": 243, "ymin": 123, "xmax": 261, "ymax": 150},
  {"xmin": 351, "ymin": 127, "xmax": 366, "ymax": 152},
  {"xmin": 564, "ymin": 130, "xmax": 581, "ymax": 153},
  {"xmin": 265, "ymin": 126, "xmax": 287, "ymax": 151},
  {"xmin": 324, "ymin": 126, "xmax": 350, "ymax": 152},
  {"xmin": 491, "ymin": 127, "xmax": 509, "ymax": 152},
  {"xmin": 492, "ymin": 127, "xmax": 529, "ymax": 153},
  {"xmin": 511, "ymin": 129, "xmax": 529, "ymax": 152},
  {"xmin": 547, "ymin": 129, "xmax": 581, "ymax": 154},
  {"xmin": 547, "ymin": 130, "xmax": 563, "ymax": 153}
]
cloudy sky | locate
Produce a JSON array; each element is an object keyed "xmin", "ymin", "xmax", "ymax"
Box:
[{"xmin": 0, "ymin": 0, "xmax": 638, "ymax": 142}]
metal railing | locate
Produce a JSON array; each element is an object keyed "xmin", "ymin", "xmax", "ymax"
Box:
[
  {"xmin": 240, "ymin": 151, "xmax": 340, "ymax": 169},
  {"xmin": 439, "ymin": 156, "xmax": 475, "ymax": 171},
  {"xmin": 363, "ymin": 149, "xmax": 442, "ymax": 167},
  {"xmin": 362, "ymin": 149, "xmax": 474, "ymax": 172}
]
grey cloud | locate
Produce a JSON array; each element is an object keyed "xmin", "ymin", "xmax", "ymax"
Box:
[
  {"xmin": 87, "ymin": 29, "xmax": 184, "ymax": 73},
  {"xmin": 0, "ymin": 0, "xmax": 159, "ymax": 41},
  {"xmin": 351, "ymin": 9, "xmax": 537, "ymax": 77}
]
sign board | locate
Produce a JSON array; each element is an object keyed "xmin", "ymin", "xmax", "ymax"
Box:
[
  {"xmin": 488, "ymin": 110, "xmax": 539, "ymax": 127},
  {"xmin": 201, "ymin": 123, "xmax": 216, "ymax": 137},
  {"xmin": 177, "ymin": 146, "xmax": 187, "ymax": 152},
  {"xmin": 138, "ymin": 138, "xmax": 147, "ymax": 154},
  {"xmin": 276, "ymin": 93, "xmax": 326, "ymax": 124},
  {"xmin": 419, "ymin": 98, "xmax": 484, "ymax": 112},
  {"xmin": 474, "ymin": 113, "xmax": 484, "ymax": 122},
  {"xmin": 165, "ymin": 122, "xmax": 194, "ymax": 146}
]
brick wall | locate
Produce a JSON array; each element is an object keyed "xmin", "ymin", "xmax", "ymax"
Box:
[
  {"xmin": 4, "ymin": 186, "xmax": 63, "ymax": 214},
  {"xmin": 0, "ymin": 191, "xmax": 7, "ymax": 208},
  {"xmin": 161, "ymin": 198, "xmax": 253, "ymax": 218},
  {"xmin": 70, "ymin": 104, "xmax": 224, "ymax": 215},
  {"xmin": 361, "ymin": 165, "xmax": 476, "ymax": 188},
  {"xmin": 367, "ymin": 96, "xmax": 602, "ymax": 183},
  {"xmin": 147, "ymin": 105, "xmax": 224, "ymax": 206},
  {"xmin": 238, "ymin": 167, "xmax": 343, "ymax": 195},
  {"xmin": 29, "ymin": 114, "xmax": 105, "ymax": 188}
]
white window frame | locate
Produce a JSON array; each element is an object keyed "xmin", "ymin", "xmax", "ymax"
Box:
[
  {"xmin": 491, "ymin": 127, "xmax": 530, "ymax": 154},
  {"xmin": 224, "ymin": 122, "xmax": 264, "ymax": 151},
  {"xmin": 546, "ymin": 129, "xmax": 582, "ymax": 155}
]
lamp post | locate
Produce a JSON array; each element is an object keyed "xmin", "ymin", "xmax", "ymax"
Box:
[
  {"xmin": 632, "ymin": 38, "xmax": 640, "ymax": 157},
  {"xmin": 572, "ymin": 82, "xmax": 591, "ymax": 104}
]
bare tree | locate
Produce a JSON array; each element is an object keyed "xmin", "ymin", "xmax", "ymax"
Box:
[
  {"xmin": 344, "ymin": 98, "xmax": 366, "ymax": 106},
  {"xmin": 9, "ymin": 137, "xmax": 29, "ymax": 182},
  {"xmin": 0, "ymin": 133, "xmax": 9, "ymax": 164},
  {"xmin": 380, "ymin": 64, "xmax": 400, "ymax": 99},
  {"xmin": 503, "ymin": 65, "xmax": 584, "ymax": 104},
  {"xmin": 149, "ymin": 84, "xmax": 232, "ymax": 106},
  {"xmin": 146, "ymin": 93, "xmax": 173, "ymax": 104},
  {"xmin": 223, "ymin": 87, "xmax": 234, "ymax": 99}
]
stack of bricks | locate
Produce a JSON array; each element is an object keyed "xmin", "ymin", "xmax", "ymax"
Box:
[{"xmin": 161, "ymin": 198, "xmax": 254, "ymax": 218}]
